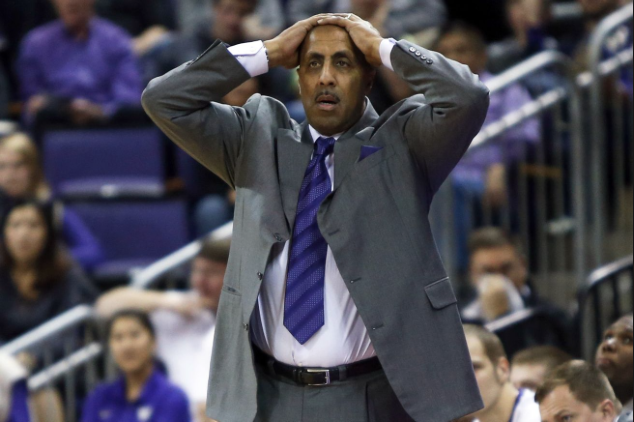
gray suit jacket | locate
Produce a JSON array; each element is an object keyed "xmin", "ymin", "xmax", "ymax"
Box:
[{"xmin": 142, "ymin": 39, "xmax": 490, "ymax": 422}]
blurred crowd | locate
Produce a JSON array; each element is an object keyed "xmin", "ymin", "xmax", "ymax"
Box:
[{"xmin": 0, "ymin": 0, "xmax": 633, "ymax": 421}]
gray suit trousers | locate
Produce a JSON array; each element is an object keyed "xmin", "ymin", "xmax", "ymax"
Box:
[{"xmin": 254, "ymin": 365, "xmax": 415, "ymax": 422}]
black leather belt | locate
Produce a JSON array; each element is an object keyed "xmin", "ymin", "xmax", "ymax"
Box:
[{"xmin": 253, "ymin": 345, "xmax": 382, "ymax": 386}]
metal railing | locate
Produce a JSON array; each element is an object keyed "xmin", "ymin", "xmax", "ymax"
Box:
[
  {"xmin": 581, "ymin": 4, "xmax": 634, "ymax": 269},
  {"xmin": 485, "ymin": 307, "xmax": 571, "ymax": 358},
  {"xmin": 578, "ymin": 255, "xmax": 634, "ymax": 359},
  {"xmin": 430, "ymin": 50, "xmax": 585, "ymax": 291}
]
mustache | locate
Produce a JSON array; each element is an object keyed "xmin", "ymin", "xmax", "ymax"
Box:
[{"xmin": 315, "ymin": 91, "xmax": 341, "ymax": 102}]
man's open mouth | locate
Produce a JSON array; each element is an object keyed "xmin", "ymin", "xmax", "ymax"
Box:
[{"xmin": 316, "ymin": 94, "xmax": 340, "ymax": 109}]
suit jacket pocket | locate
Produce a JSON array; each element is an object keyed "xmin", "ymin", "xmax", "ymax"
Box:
[
  {"xmin": 425, "ymin": 277, "xmax": 457, "ymax": 310},
  {"xmin": 352, "ymin": 144, "xmax": 396, "ymax": 177}
]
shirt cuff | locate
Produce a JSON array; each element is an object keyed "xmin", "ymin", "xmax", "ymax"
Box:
[
  {"xmin": 228, "ymin": 41, "xmax": 269, "ymax": 77},
  {"xmin": 380, "ymin": 38, "xmax": 397, "ymax": 71}
]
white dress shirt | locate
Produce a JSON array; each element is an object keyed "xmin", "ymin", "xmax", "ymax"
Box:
[{"xmin": 229, "ymin": 38, "xmax": 396, "ymax": 367}]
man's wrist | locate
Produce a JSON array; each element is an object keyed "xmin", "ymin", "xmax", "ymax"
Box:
[{"xmin": 263, "ymin": 40, "xmax": 282, "ymax": 69}]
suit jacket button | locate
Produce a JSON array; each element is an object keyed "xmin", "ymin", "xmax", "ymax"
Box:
[
  {"xmin": 415, "ymin": 51, "xmax": 421, "ymax": 57},
  {"xmin": 274, "ymin": 234, "xmax": 284, "ymax": 242},
  {"xmin": 426, "ymin": 59, "xmax": 434, "ymax": 65},
  {"xmin": 409, "ymin": 47, "xmax": 417, "ymax": 53},
  {"xmin": 243, "ymin": 323, "xmax": 249, "ymax": 331},
  {"xmin": 257, "ymin": 272, "xmax": 263, "ymax": 280}
]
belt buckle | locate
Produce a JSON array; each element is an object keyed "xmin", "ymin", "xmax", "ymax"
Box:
[{"xmin": 306, "ymin": 368, "xmax": 331, "ymax": 386}]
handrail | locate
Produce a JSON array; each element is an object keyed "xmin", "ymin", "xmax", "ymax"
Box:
[
  {"xmin": 486, "ymin": 50, "xmax": 571, "ymax": 94},
  {"xmin": 485, "ymin": 308, "xmax": 541, "ymax": 333},
  {"xmin": 586, "ymin": 3, "xmax": 633, "ymax": 266},
  {"xmin": 131, "ymin": 221, "xmax": 233, "ymax": 289},
  {"xmin": 28, "ymin": 344, "xmax": 103, "ymax": 391},
  {"xmin": 467, "ymin": 51, "xmax": 574, "ymax": 152},
  {"xmin": 588, "ymin": 3, "xmax": 633, "ymax": 74},
  {"xmin": 0, "ymin": 305, "xmax": 95, "ymax": 356},
  {"xmin": 587, "ymin": 255, "xmax": 634, "ymax": 288}
]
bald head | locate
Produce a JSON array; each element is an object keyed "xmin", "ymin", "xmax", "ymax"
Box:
[{"xmin": 297, "ymin": 24, "xmax": 375, "ymax": 136}]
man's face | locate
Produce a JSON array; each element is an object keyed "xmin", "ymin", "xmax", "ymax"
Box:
[
  {"xmin": 466, "ymin": 335, "xmax": 508, "ymax": 415},
  {"xmin": 212, "ymin": 0, "xmax": 255, "ymax": 44},
  {"xmin": 595, "ymin": 316, "xmax": 634, "ymax": 389},
  {"xmin": 511, "ymin": 363, "xmax": 548, "ymax": 391},
  {"xmin": 577, "ymin": 0, "xmax": 620, "ymax": 19},
  {"xmin": 470, "ymin": 245, "xmax": 528, "ymax": 291},
  {"xmin": 298, "ymin": 25, "xmax": 374, "ymax": 137},
  {"xmin": 190, "ymin": 257, "xmax": 227, "ymax": 309},
  {"xmin": 52, "ymin": 0, "xmax": 94, "ymax": 31},
  {"xmin": 540, "ymin": 386, "xmax": 616, "ymax": 422},
  {"xmin": 436, "ymin": 32, "xmax": 488, "ymax": 75}
]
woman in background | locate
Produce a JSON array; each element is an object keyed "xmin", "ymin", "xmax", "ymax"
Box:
[
  {"xmin": 0, "ymin": 200, "xmax": 97, "ymax": 344},
  {"xmin": 82, "ymin": 310, "xmax": 191, "ymax": 422},
  {"xmin": 0, "ymin": 132, "xmax": 104, "ymax": 271}
]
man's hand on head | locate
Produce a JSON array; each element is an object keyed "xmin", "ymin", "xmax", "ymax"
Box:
[
  {"xmin": 317, "ymin": 14, "xmax": 384, "ymax": 68},
  {"xmin": 263, "ymin": 15, "xmax": 328, "ymax": 69}
]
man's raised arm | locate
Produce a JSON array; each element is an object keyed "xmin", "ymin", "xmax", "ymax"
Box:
[
  {"xmin": 142, "ymin": 16, "xmax": 324, "ymax": 188},
  {"xmin": 318, "ymin": 15, "xmax": 490, "ymax": 195}
]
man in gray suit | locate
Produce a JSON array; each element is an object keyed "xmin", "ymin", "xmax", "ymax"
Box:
[{"xmin": 143, "ymin": 12, "xmax": 489, "ymax": 422}]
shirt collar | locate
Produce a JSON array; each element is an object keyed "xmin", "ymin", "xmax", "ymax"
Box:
[
  {"xmin": 115, "ymin": 366, "xmax": 165, "ymax": 404},
  {"xmin": 308, "ymin": 126, "xmax": 342, "ymax": 143}
]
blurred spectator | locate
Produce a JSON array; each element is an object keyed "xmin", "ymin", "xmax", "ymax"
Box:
[
  {"xmin": 436, "ymin": 22, "xmax": 540, "ymax": 212},
  {"xmin": 288, "ymin": 0, "xmax": 447, "ymax": 44},
  {"xmin": 510, "ymin": 345, "xmax": 573, "ymax": 391},
  {"xmin": 96, "ymin": 0, "xmax": 176, "ymax": 56},
  {"xmin": 0, "ymin": 352, "xmax": 30, "ymax": 422},
  {"xmin": 17, "ymin": 0, "xmax": 143, "ymax": 130},
  {"xmin": 595, "ymin": 314, "xmax": 633, "ymax": 412},
  {"xmin": 488, "ymin": 0, "xmax": 556, "ymax": 74},
  {"xmin": 176, "ymin": 0, "xmax": 284, "ymax": 41},
  {"xmin": 82, "ymin": 310, "xmax": 191, "ymax": 422},
  {"xmin": 96, "ymin": 237, "xmax": 229, "ymax": 422},
  {"xmin": 151, "ymin": 0, "xmax": 258, "ymax": 78},
  {"xmin": 0, "ymin": 133, "xmax": 105, "ymax": 271},
  {"xmin": 0, "ymin": 200, "xmax": 98, "ymax": 345},
  {"xmin": 458, "ymin": 325, "xmax": 541, "ymax": 422},
  {"xmin": 461, "ymin": 228, "xmax": 566, "ymax": 325},
  {"xmin": 536, "ymin": 360, "xmax": 623, "ymax": 422}
]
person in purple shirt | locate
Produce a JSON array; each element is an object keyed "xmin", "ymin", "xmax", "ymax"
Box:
[
  {"xmin": 17, "ymin": 0, "xmax": 142, "ymax": 128},
  {"xmin": 82, "ymin": 310, "xmax": 191, "ymax": 422},
  {"xmin": 435, "ymin": 22, "xmax": 541, "ymax": 270}
]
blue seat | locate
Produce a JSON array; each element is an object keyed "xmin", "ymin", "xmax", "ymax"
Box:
[
  {"xmin": 69, "ymin": 200, "xmax": 190, "ymax": 279},
  {"xmin": 43, "ymin": 128, "xmax": 165, "ymax": 198}
]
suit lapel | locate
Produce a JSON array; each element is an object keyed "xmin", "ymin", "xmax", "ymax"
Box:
[
  {"xmin": 334, "ymin": 101, "xmax": 379, "ymax": 190},
  {"xmin": 277, "ymin": 123, "xmax": 313, "ymax": 229}
]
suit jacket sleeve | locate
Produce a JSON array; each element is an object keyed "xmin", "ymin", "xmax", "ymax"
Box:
[
  {"xmin": 141, "ymin": 40, "xmax": 253, "ymax": 189},
  {"xmin": 391, "ymin": 40, "xmax": 490, "ymax": 195}
]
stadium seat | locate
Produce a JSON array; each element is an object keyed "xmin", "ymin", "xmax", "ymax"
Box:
[
  {"xmin": 43, "ymin": 128, "xmax": 165, "ymax": 199},
  {"xmin": 69, "ymin": 200, "xmax": 190, "ymax": 280}
]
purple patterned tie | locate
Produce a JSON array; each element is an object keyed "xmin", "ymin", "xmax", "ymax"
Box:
[{"xmin": 284, "ymin": 136, "xmax": 336, "ymax": 344}]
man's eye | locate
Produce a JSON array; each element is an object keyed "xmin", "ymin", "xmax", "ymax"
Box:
[
  {"xmin": 309, "ymin": 61, "xmax": 320, "ymax": 68},
  {"xmin": 622, "ymin": 336, "xmax": 633, "ymax": 345},
  {"xmin": 337, "ymin": 60, "xmax": 349, "ymax": 67}
]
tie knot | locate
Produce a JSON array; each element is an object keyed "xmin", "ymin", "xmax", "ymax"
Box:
[{"xmin": 315, "ymin": 137, "xmax": 336, "ymax": 156}]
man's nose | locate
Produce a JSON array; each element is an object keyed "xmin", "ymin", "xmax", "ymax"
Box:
[
  {"xmin": 602, "ymin": 337, "xmax": 618, "ymax": 352},
  {"xmin": 318, "ymin": 63, "xmax": 336, "ymax": 86}
]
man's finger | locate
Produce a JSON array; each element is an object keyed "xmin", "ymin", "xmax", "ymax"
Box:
[{"xmin": 317, "ymin": 16, "xmax": 354, "ymax": 28}]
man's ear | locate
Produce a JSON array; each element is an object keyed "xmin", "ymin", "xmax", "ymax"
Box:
[
  {"xmin": 598, "ymin": 399, "xmax": 616, "ymax": 420},
  {"xmin": 495, "ymin": 357, "xmax": 511, "ymax": 384}
]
